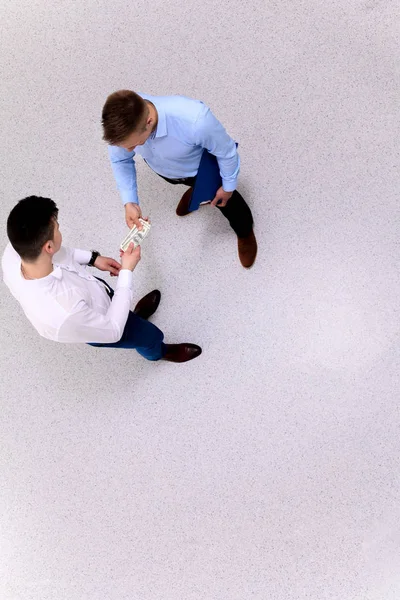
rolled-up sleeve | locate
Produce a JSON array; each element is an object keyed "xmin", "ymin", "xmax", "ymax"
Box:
[
  {"xmin": 108, "ymin": 145, "xmax": 140, "ymax": 206},
  {"xmin": 57, "ymin": 269, "xmax": 134, "ymax": 343},
  {"xmin": 192, "ymin": 105, "xmax": 240, "ymax": 192}
]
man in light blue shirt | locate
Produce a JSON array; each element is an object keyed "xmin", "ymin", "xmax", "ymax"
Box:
[{"xmin": 102, "ymin": 91, "xmax": 257, "ymax": 268}]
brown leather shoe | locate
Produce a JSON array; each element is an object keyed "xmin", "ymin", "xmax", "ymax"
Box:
[
  {"xmin": 162, "ymin": 343, "xmax": 202, "ymax": 363},
  {"xmin": 133, "ymin": 290, "xmax": 161, "ymax": 320},
  {"xmin": 176, "ymin": 188, "xmax": 193, "ymax": 216},
  {"xmin": 238, "ymin": 230, "xmax": 257, "ymax": 268}
]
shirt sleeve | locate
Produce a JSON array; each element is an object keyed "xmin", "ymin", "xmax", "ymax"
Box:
[
  {"xmin": 73, "ymin": 249, "xmax": 92, "ymax": 265},
  {"xmin": 57, "ymin": 269, "xmax": 134, "ymax": 344},
  {"xmin": 53, "ymin": 247, "xmax": 91, "ymax": 267},
  {"xmin": 192, "ymin": 105, "xmax": 240, "ymax": 192},
  {"xmin": 108, "ymin": 145, "xmax": 140, "ymax": 206}
]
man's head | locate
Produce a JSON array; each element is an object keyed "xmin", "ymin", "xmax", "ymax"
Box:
[
  {"xmin": 102, "ymin": 90, "xmax": 155, "ymax": 151},
  {"xmin": 7, "ymin": 196, "xmax": 62, "ymax": 262}
]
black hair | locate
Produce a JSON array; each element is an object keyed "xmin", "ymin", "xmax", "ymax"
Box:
[{"xmin": 7, "ymin": 196, "xmax": 59, "ymax": 261}]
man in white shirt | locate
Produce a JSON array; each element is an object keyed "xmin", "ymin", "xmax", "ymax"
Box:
[{"xmin": 2, "ymin": 196, "xmax": 202, "ymax": 363}]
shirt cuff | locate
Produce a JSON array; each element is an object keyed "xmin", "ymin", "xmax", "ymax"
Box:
[
  {"xmin": 121, "ymin": 189, "xmax": 140, "ymax": 206},
  {"xmin": 73, "ymin": 249, "xmax": 92, "ymax": 265},
  {"xmin": 116, "ymin": 269, "xmax": 133, "ymax": 289},
  {"xmin": 221, "ymin": 178, "xmax": 238, "ymax": 193}
]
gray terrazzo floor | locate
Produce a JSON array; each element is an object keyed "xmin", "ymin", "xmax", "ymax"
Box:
[{"xmin": 0, "ymin": 1, "xmax": 399, "ymax": 599}]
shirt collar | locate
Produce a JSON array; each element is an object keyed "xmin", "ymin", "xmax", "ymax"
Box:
[
  {"xmin": 152, "ymin": 102, "xmax": 167, "ymax": 138},
  {"xmin": 140, "ymin": 93, "xmax": 168, "ymax": 139}
]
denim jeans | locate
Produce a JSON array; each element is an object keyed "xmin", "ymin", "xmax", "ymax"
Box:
[{"xmin": 88, "ymin": 279, "xmax": 166, "ymax": 361}]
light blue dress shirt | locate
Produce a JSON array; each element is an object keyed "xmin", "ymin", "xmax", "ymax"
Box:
[{"xmin": 108, "ymin": 94, "xmax": 240, "ymax": 205}]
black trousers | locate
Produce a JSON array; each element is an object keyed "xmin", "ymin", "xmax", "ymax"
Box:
[{"xmin": 158, "ymin": 174, "xmax": 254, "ymax": 239}]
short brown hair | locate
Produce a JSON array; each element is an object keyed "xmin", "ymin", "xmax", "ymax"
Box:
[{"xmin": 102, "ymin": 90, "xmax": 148, "ymax": 144}]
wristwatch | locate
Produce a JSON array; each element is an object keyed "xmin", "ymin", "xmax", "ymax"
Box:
[{"xmin": 88, "ymin": 250, "xmax": 100, "ymax": 267}]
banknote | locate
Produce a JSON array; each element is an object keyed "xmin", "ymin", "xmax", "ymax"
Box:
[{"xmin": 120, "ymin": 219, "xmax": 151, "ymax": 252}]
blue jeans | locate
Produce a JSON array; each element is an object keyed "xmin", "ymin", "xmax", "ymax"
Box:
[
  {"xmin": 88, "ymin": 279, "xmax": 166, "ymax": 360},
  {"xmin": 88, "ymin": 311, "xmax": 166, "ymax": 360}
]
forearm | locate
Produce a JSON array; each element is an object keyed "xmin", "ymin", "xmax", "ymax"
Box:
[
  {"xmin": 106, "ymin": 269, "xmax": 134, "ymax": 337},
  {"xmin": 108, "ymin": 145, "xmax": 140, "ymax": 205},
  {"xmin": 216, "ymin": 151, "xmax": 240, "ymax": 192},
  {"xmin": 194, "ymin": 106, "xmax": 240, "ymax": 192}
]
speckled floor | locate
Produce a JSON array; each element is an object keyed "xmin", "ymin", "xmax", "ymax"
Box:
[{"xmin": 1, "ymin": 1, "xmax": 400, "ymax": 599}]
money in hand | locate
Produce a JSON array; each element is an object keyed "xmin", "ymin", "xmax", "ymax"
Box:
[{"xmin": 120, "ymin": 219, "xmax": 151, "ymax": 252}]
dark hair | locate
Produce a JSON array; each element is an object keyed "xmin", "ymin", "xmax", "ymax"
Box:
[
  {"xmin": 102, "ymin": 90, "xmax": 148, "ymax": 144},
  {"xmin": 7, "ymin": 196, "xmax": 58, "ymax": 261}
]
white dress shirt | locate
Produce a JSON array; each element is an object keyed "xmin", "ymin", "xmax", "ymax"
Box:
[{"xmin": 1, "ymin": 244, "xmax": 133, "ymax": 344}]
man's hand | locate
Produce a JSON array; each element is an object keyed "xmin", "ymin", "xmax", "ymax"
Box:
[
  {"xmin": 125, "ymin": 202, "xmax": 143, "ymax": 230},
  {"xmin": 94, "ymin": 255, "xmax": 121, "ymax": 277},
  {"xmin": 211, "ymin": 186, "xmax": 233, "ymax": 208},
  {"xmin": 120, "ymin": 243, "xmax": 141, "ymax": 272}
]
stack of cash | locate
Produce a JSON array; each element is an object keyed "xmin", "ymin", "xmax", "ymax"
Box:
[{"xmin": 120, "ymin": 219, "xmax": 151, "ymax": 252}]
